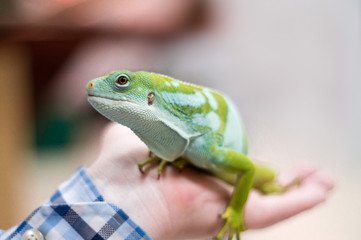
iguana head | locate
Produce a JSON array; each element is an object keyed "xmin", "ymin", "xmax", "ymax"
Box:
[
  {"xmin": 87, "ymin": 70, "xmax": 197, "ymax": 160},
  {"xmin": 87, "ymin": 70, "xmax": 155, "ymax": 102},
  {"xmin": 86, "ymin": 70, "xmax": 160, "ymax": 125}
]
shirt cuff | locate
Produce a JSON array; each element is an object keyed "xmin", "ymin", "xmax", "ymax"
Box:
[{"xmin": 1, "ymin": 167, "xmax": 153, "ymax": 240}]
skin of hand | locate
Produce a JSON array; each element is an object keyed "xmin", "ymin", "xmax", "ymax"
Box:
[{"xmin": 87, "ymin": 123, "xmax": 334, "ymax": 240}]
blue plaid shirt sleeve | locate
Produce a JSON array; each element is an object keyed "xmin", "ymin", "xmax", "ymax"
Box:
[{"xmin": 0, "ymin": 167, "xmax": 153, "ymax": 240}]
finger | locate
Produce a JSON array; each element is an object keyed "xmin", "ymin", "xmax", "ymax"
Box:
[
  {"xmin": 277, "ymin": 163, "xmax": 317, "ymax": 186},
  {"xmin": 302, "ymin": 171, "xmax": 335, "ymax": 192},
  {"xmin": 245, "ymin": 172, "xmax": 333, "ymax": 229}
]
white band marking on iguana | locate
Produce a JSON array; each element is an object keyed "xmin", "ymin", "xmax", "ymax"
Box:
[{"xmin": 202, "ymin": 88, "xmax": 218, "ymax": 110}]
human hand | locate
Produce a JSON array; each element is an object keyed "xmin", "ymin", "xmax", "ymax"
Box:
[{"xmin": 87, "ymin": 123, "xmax": 334, "ymax": 239}]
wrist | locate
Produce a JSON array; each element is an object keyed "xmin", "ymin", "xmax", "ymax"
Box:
[{"xmin": 87, "ymin": 161, "xmax": 171, "ymax": 239}]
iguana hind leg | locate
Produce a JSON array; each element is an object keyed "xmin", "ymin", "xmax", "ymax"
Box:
[
  {"xmin": 204, "ymin": 147, "xmax": 255, "ymax": 240},
  {"xmin": 253, "ymin": 164, "xmax": 301, "ymax": 194}
]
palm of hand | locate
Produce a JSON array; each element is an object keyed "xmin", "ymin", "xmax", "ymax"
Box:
[{"xmin": 88, "ymin": 124, "xmax": 333, "ymax": 240}]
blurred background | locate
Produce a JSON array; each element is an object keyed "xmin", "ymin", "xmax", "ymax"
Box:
[{"xmin": 0, "ymin": 0, "xmax": 360, "ymax": 239}]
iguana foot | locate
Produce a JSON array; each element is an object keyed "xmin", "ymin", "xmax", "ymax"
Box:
[
  {"xmin": 138, "ymin": 157, "xmax": 161, "ymax": 174},
  {"xmin": 258, "ymin": 176, "xmax": 302, "ymax": 194},
  {"xmin": 138, "ymin": 157, "xmax": 168, "ymax": 179},
  {"xmin": 216, "ymin": 207, "xmax": 245, "ymax": 240}
]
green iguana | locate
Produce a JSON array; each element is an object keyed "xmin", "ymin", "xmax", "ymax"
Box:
[{"xmin": 86, "ymin": 70, "xmax": 297, "ymax": 239}]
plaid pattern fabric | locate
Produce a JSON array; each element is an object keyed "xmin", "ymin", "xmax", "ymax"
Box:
[{"xmin": 0, "ymin": 167, "xmax": 153, "ymax": 240}]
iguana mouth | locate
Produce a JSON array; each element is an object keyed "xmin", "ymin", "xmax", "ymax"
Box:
[
  {"xmin": 88, "ymin": 95, "xmax": 140, "ymax": 105},
  {"xmin": 88, "ymin": 94, "xmax": 118, "ymax": 100}
]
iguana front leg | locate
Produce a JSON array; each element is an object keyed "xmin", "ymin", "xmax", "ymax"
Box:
[
  {"xmin": 138, "ymin": 157, "xmax": 189, "ymax": 177},
  {"xmin": 138, "ymin": 157, "xmax": 168, "ymax": 178},
  {"xmin": 138, "ymin": 156, "xmax": 163, "ymax": 174}
]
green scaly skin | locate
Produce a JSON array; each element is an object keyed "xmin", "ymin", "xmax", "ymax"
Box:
[{"xmin": 86, "ymin": 70, "xmax": 298, "ymax": 239}]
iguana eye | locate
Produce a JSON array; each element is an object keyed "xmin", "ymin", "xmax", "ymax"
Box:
[{"xmin": 117, "ymin": 75, "xmax": 129, "ymax": 85}]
